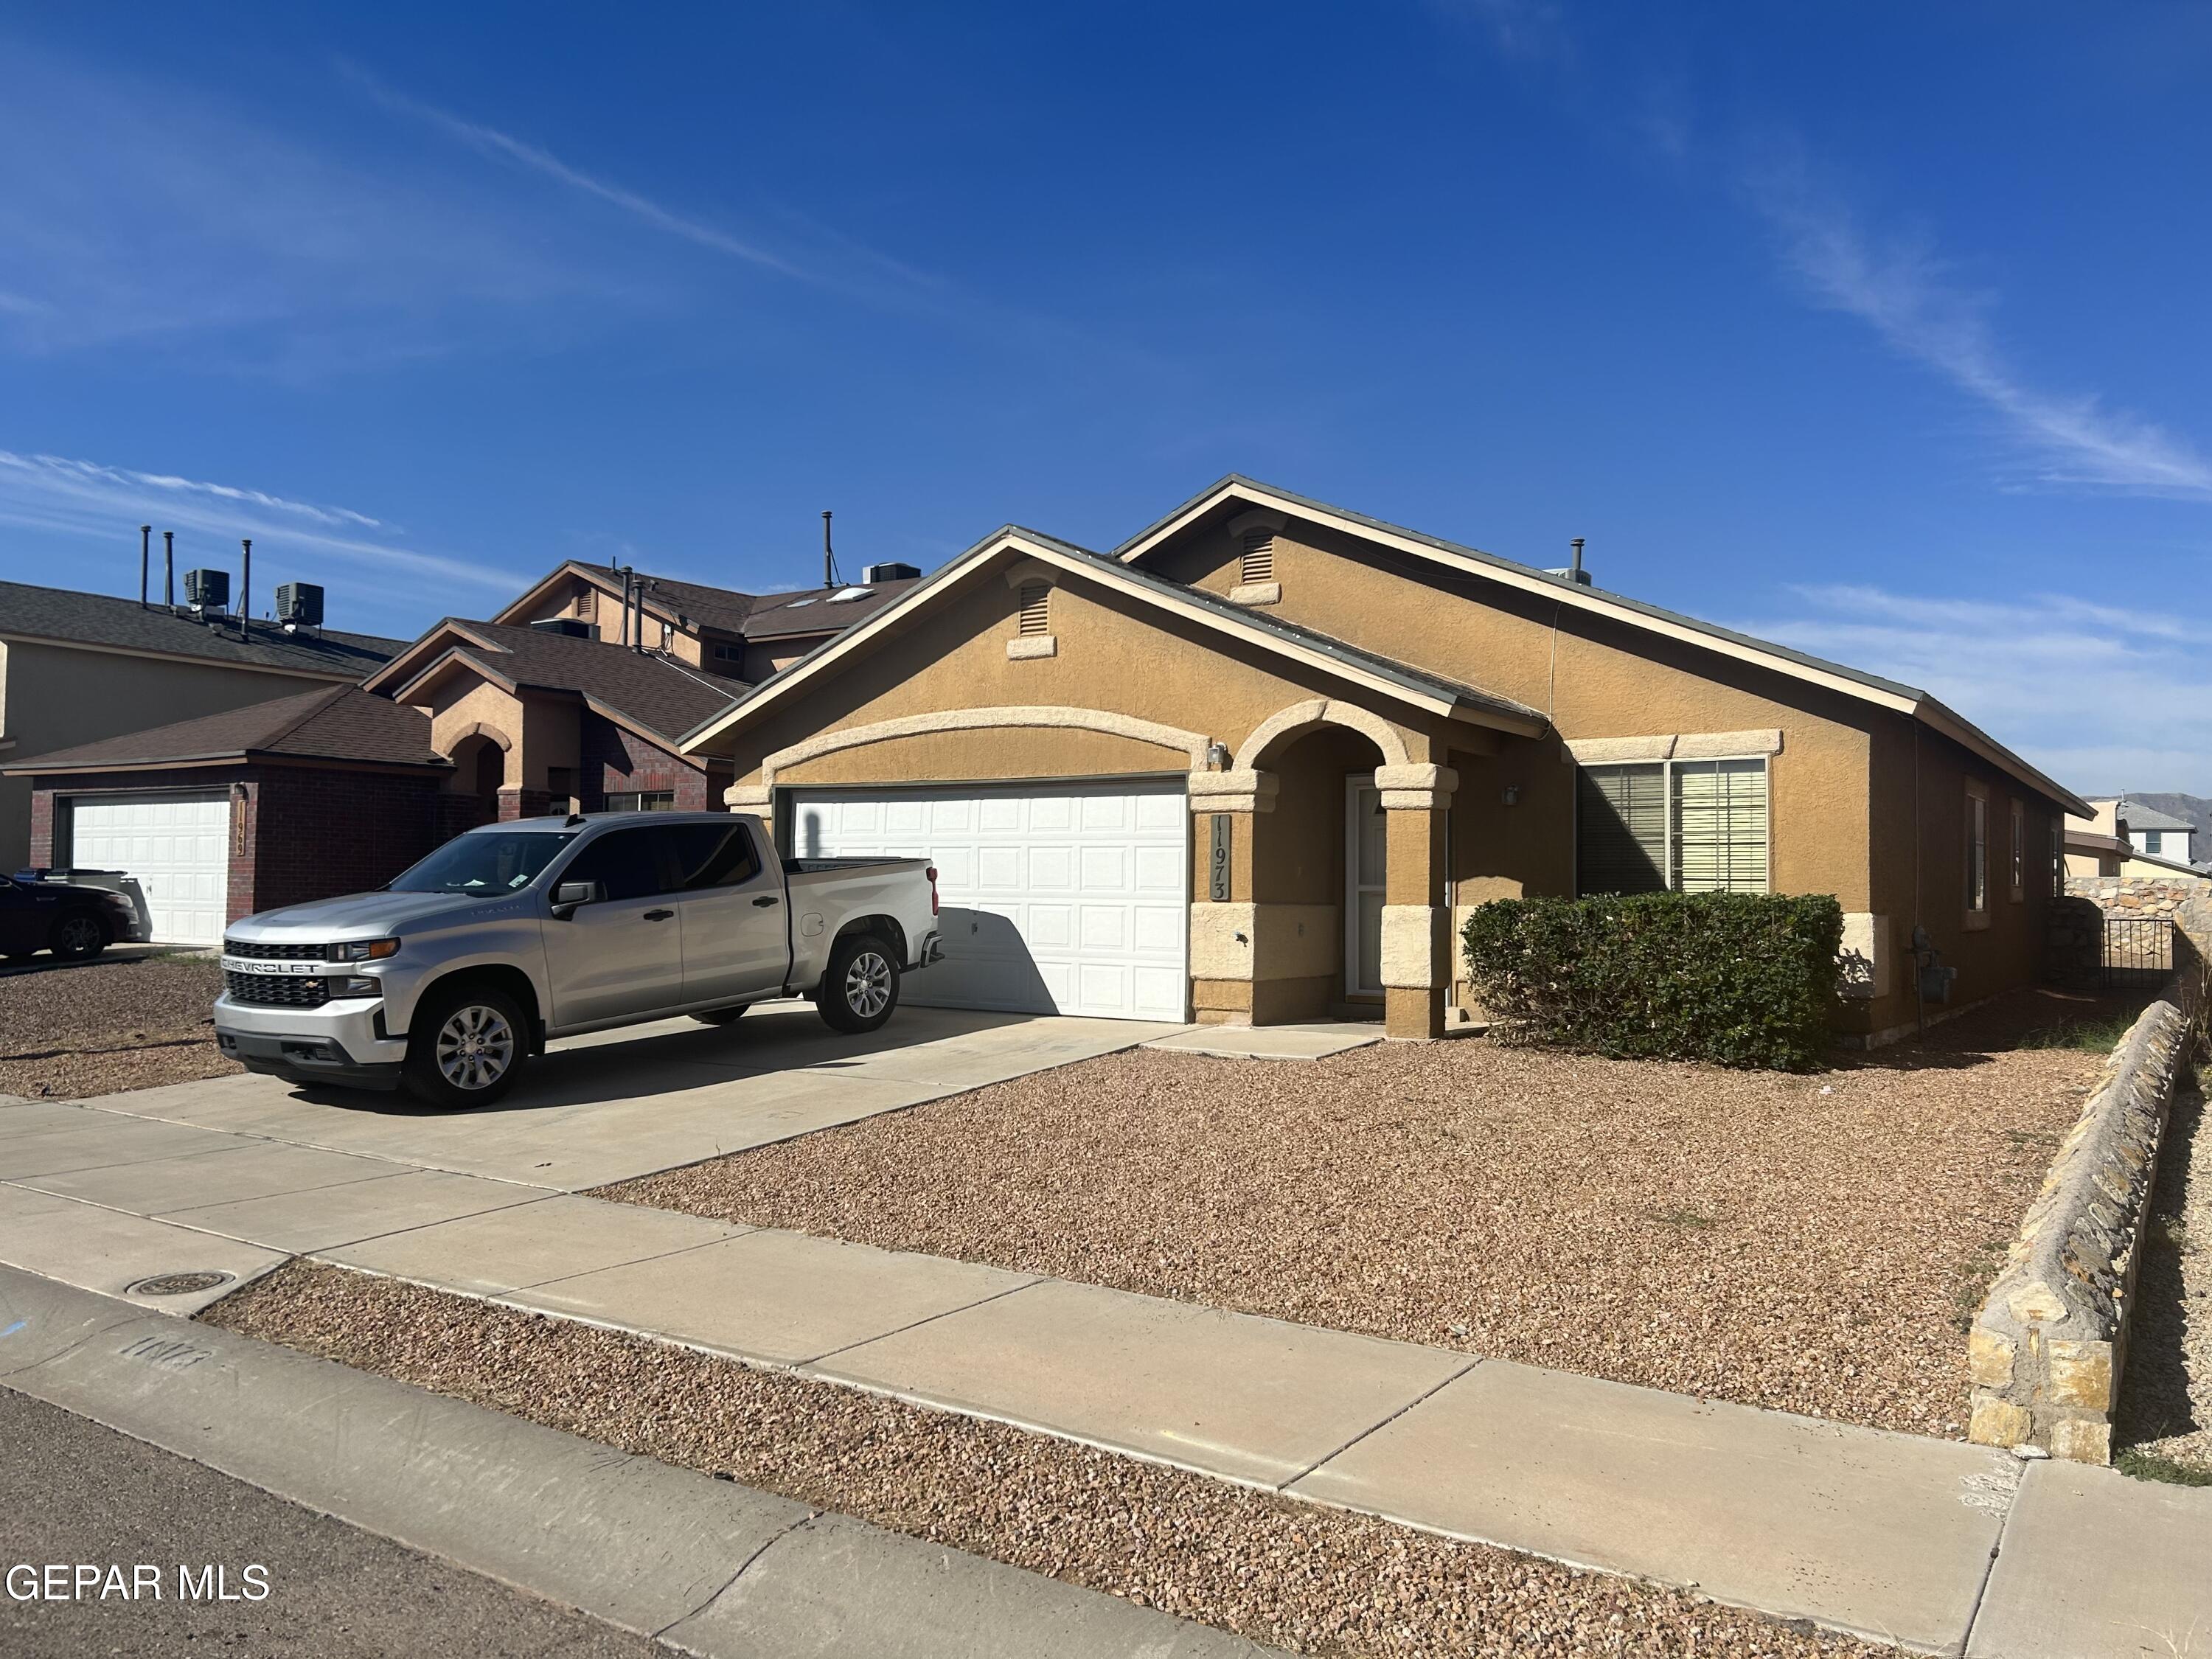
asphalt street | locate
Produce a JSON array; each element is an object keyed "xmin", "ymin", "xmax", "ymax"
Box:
[{"xmin": 0, "ymin": 1382, "xmax": 663, "ymax": 1658}]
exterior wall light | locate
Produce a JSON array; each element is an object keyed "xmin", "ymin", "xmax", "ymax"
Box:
[
  {"xmin": 1205, "ymin": 741, "xmax": 1232, "ymax": 771},
  {"xmin": 1501, "ymin": 785, "xmax": 1520, "ymax": 806}
]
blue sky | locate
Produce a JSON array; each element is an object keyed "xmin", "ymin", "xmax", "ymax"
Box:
[{"xmin": 3, "ymin": 2, "xmax": 2208, "ymax": 792}]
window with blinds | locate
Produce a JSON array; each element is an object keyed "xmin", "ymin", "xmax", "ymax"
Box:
[
  {"xmin": 1576, "ymin": 757, "xmax": 1770, "ymax": 896},
  {"xmin": 1017, "ymin": 582, "xmax": 1050, "ymax": 636},
  {"xmin": 1670, "ymin": 759, "xmax": 1769, "ymax": 893},
  {"xmin": 1576, "ymin": 763, "xmax": 1667, "ymax": 894},
  {"xmin": 1240, "ymin": 530, "xmax": 1276, "ymax": 584}
]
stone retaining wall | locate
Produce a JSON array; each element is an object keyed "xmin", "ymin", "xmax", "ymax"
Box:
[
  {"xmin": 2065, "ymin": 874, "xmax": 2208, "ymax": 916},
  {"xmin": 1972, "ymin": 895, "xmax": 2212, "ymax": 1462}
]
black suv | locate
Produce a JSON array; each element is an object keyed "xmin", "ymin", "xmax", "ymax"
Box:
[{"xmin": 1, "ymin": 873, "xmax": 143, "ymax": 964}]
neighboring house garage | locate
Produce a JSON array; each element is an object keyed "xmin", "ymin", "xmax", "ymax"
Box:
[
  {"xmin": 791, "ymin": 779, "xmax": 1189, "ymax": 1020},
  {"xmin": 63, "ymin": 791, "xmax": 232, "ymax": 946},
  {"xmin": 7, "ymin": 684, "xmax": 456, "ymax": 943}
]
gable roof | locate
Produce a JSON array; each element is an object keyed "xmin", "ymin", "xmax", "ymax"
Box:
[
  {"xmin": 492, "ymin": 560, "xmax": 921, "ymax": 641},
  {"xmin": 3, "ymin": 684, "xmax": 443, "ymax": 775},
  {"xmin": 367, "ymin": 619, "xmax": 740, "ymax": 751},
  {"xmin": 0, "ymin": 577, "xmax": 403, "ymax": 680},
  {"xmin": 680, "ymin": 526, "xmax": 1548, "ymax": 754},
  {"xmin": 2115, "ymin": 798, "xmax": 2195, "ymax": 833},
  {"xmin": 1114, "ymin": 476, "xmax": 2088, "ymax": 815}
]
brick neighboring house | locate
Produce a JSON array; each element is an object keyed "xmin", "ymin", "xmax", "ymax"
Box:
[
  {"xmin": 10, "ymin": 686, "xmax": 453, "ymax": 945},
  {"xmin": 0, "ymin": 576, "xmax": 403, "ymax": 872},
  {"xmin": 363, "ymin": 559, "xmax": 922, "ymax": 821}
]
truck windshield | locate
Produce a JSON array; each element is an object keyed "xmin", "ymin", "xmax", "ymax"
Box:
[{"xmin": 387, "ymin": 831, "xmax": 577, "ymax": 894}]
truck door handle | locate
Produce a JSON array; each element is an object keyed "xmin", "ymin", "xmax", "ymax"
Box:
[
  {"xmin": 751, "ymin": 895, "xmax": 780, "ymax": 908},
  {"xmin": 643, "ymin": 908, "xmax": 675, "ymax": 921}
]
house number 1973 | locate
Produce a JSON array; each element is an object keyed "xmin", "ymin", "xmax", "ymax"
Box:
[{"xmin": 1208, "ymin": 814, "xmax": 1230, "ymax": 902}]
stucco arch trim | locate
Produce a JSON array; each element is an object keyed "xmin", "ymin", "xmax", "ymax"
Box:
[
  {"xmin": 1233, "ymin": 698, "xmax": 1411, "ymax": 771},
  {"xmin": 441, "ymin": 721, "xmax": 514, "ymax": 757},
  {"xmin": 751, "ymin": 706, "xmax": 1214, "ymax": 793}
]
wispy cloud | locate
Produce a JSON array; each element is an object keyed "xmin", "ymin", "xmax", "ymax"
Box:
[
  {"xmin": 346, "ymin": 67, "xmax": 817, "ymax": 284},
  {"xmin": 1747, "ymin": 158, "xmax": 2212, "ymax": 499},
  {"xmin": 0, "ymin": 43, "xmax": 631, "ymax": 369},
  {"xmin": 1739, "ymin": 583, "xmax": 2212, "ymax": 793},
  {"xmin": 0, "ymin": 450, "xmax": 524, "ymax": 634}
]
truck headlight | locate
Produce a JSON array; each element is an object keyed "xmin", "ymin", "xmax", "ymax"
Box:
[{"xmin": 327, "ymin": 939, "xmax": 399, "ymax": 963}]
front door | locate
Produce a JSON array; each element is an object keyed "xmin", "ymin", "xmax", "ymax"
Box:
[
  {"xmin": 1344, "ymin": 779, "xmax": 1385, "ymax": 998},
  {"xmin": 541, "ymin": 826, "xmax": 686, "ymax": 1029},
  {"xmin": 667, "ymin": 819, "xmax": 790, "ymax": 1004}
]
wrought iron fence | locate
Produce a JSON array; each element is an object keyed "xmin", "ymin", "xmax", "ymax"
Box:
[{"xmin": 2102, "ymin": 916, "xmax": 2174, "ymax": 990}]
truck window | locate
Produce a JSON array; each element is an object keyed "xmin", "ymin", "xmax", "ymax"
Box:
[
  {"xmin": 389, "ymin": 830, "xmax": 577, "ymax": 894},
  {"xmin": 671, "ymin": 823, "xmax": 761, "ymax": 890},
  {"xmin": 558, "ymin": 827, "xmax": 679, "ymax": 902}
]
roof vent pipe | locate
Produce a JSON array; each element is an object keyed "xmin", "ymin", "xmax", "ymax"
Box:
[
  {"xmin": 163, "ymin": 531, "xmax": 175, "ymax": 608},
  {"xmin": 618, "ymin": 563, "xmax": 633, "ymax": 649},
  {"xmin": 822, "ymin": 510, "xmax": 836, "ymax": 589},
  {"xmin": 139, "ymin": 526, "xmax": 151, "ymax": 609},
  {"xmin": 239, "ymin": 538, "xmax": 251, "ymax": 639}
]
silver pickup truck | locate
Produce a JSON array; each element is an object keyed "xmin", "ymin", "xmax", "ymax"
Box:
[{"xmin": 213, "ymin": 811, "xmax": 939, "ymax": 1108}]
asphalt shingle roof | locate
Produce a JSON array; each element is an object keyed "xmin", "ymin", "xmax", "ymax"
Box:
[
  {"xmin": 2116, "ymin": 798, "xmax": 2197, "ymax": 833},
  {"xmin": 0, "ymin": 578, "xmax": 404, "ymax": 678},
  {"xmin": 415, "ymin": 621, "xmax": 741, "ymax": 748},
  {"xmin": 4, "ymin": 685, "xmax": 442, "ymax": 772},
  {"xmin": 549, "ymin": 561, "xmax": 921, "ymax": 640}
]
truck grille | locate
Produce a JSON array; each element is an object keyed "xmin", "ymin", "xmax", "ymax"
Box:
[
  {"xmin": 223, "ymin": 972, "xmax": 330, "ymax": 1008},
  {"xmin": 222, "ymin": 937, "xmax": 327, "ymax": 960}
]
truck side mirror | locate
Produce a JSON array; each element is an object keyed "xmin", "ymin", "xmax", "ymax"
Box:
[{"xmin": 551, "ymin": 880, "xmax": 601, "ymax": 917}]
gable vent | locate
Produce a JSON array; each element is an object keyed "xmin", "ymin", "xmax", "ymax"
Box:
[
  {"xmin": 1240, "ymin": 530, "xmax": 1276, "ymax": 585},
  {"xmin": 575, "ymin": 588, "xmax": 597, "ymax": 621},
  {"xmin": 1017, "ymin": 582, "xmax": 1051, "ymax": 636}
]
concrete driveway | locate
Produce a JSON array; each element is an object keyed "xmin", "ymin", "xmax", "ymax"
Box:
[{"xmin": 0, "ymin": 1003, "xmax": 1185, "ymax": 1307}]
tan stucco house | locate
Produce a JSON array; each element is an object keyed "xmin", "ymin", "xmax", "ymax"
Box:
[{"xmin": 680, "ymin": 477, "xmax": 2087, "ymax": 1045}]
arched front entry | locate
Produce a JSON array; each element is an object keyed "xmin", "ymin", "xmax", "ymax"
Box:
[
  {"xmin": 1194, "ymin": 699, "xmax": 1457, "ymax": 1038},
  {"xmin": 442, "ymin": 724, "xmax": 512, "ymax": 829}
]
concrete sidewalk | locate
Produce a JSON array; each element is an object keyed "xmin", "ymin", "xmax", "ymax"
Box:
[
  {"xmin": 0, "ymin": 1266, "xmax": 1267, "ymax": 1659},
  {"xmin": 6, "ymin": 1085, "xmax": 2211, "ymax": 1655}
]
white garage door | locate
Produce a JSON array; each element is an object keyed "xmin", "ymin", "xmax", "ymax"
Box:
[
  {"xmin": 790, "ymin": 780, "xmax": 1188, "ymax": 1021},
  {"xmin": 65, "ymin": 791, "xmax": 231, "ymax": 947}
]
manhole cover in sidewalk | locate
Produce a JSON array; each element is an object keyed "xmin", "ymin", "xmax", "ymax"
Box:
[{"xmin": 125, "ymin": 1270, "xmax": 234, "ymax": 1298}]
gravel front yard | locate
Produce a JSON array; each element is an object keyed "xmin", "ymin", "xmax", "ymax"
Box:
[
  {"xmin": 0, "ymin": 953, "xmax": 237, "ymax": 1099},
  {"xmin": 205, "ymin": 1262, "xmax": 1886, "ymax": 1659},
  {"xmin": 606, "ymin": 987, "xmax": 2126, "ymax": 1439}
]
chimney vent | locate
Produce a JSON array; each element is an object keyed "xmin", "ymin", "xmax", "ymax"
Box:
[{"xmin": 1544, "ymin": 538, "xmax": 1593, "ymax": 587}]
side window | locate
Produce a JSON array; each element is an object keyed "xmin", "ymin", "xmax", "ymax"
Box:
[
  {"xmin": 559, "ymin": 827, "xmax": 677, "ymax": 902},
  {"xmin": 669, "ymin": 822, "xmax": 762, "ymax": 891},
  {"xmin": 1576, "ymin": 764, "xmax": 1666, "ymax": 894}
]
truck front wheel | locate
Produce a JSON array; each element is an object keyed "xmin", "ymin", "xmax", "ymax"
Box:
[
  {"xmin": 819, "ymin": 933, "xmax": 900, "ymax": 1034},
  {"xmin": 403, "ymin": 983, "xmax": 530, "ymax": 1108}
]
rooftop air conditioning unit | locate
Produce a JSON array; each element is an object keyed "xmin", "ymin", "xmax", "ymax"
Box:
[
  {"xmin": 863, "ymin": 561, "xmax": 922, "ymax": 583},
  {"xmin": 529, "ymin": 616, "xmax": 594, "ymax": 639},
  {"xmin": 183, "ymin": 568, "xmax": 229, "ymax": 611},
  {"xmin": 274, "ymin": 581, "xmax": 324, "ymax": 628}
]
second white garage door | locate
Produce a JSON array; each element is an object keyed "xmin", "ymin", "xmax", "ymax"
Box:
[
  {"xmin": 789, "ymin": 780, "xmax": 1188, "ymax": 1021},
  {"xmin": 64, "ymin": 790, "xmax": 231, "ymax": 947}
]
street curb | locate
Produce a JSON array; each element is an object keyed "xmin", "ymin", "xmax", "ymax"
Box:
[{"xmin": 0, "ymin": 1264, "xmax": 1273, "ymax": 1658}]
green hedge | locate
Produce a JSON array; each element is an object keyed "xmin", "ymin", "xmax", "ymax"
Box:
[{"xmin": 1459, "ymin": 891, "xmax": 1844, "ymax": 1071}]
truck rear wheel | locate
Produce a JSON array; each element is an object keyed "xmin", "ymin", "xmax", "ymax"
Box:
[
  {"xmin": 819, "ymin": 933, "xmax": 899, "ymax": 1034},
  {"xmin": 403, "ymin": 982, "xmax": 529, "ymax": 1108}
]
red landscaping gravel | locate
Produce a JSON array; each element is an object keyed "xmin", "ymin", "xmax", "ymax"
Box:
[
  {"xmin": 604, "ymin": 987, "xmax": 2129, "ymax": 1439},
  {"xmin": 205, "ymin": 1262, "xmax": 1889, "ymax": 1659}
]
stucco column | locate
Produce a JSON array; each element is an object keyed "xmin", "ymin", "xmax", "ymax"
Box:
[
  {"xmin": 1378, "ymin": 765, "xmax": 1456, "ymax": 1040},
  {"xmin": 1187, "ymin": 769, "xmax": 1276, "ymax": 1025}
]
